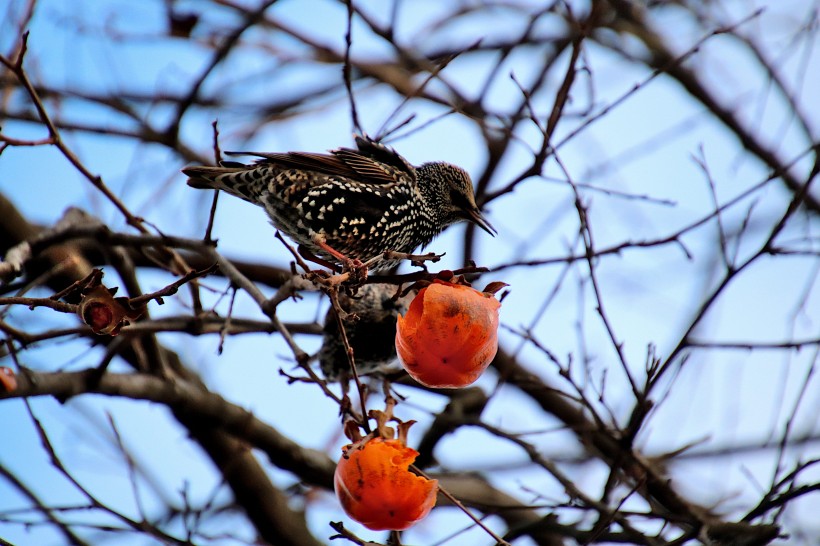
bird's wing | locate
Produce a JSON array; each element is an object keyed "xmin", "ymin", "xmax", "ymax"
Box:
[
  {"xmin": 353, "ymin": 135, "xmax": 417, "ymax": 176},
  {"xmin": 226, "ymin": 136, "xmax": 416, "ymax": 187},
  {"xmin": 225, "ymin": 150, "xmax": 360, "ymax": 178},
  {"xmin": 332, "ymin": 148, "xmax": 411, "ymax": 185}
]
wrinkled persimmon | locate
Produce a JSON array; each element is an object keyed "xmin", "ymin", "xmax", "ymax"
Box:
[
  {"xmin": 396, "ymin": 280, "xmax": 501, "ymax": 388},
  {"xmin": 334, "ymin": 438, "xmax": 438, "ymax": 531},
  {"xmin": 76, "ymin": 272, "xmax": 144, "ymax": 336},
  {"xmin": 0, "ymin": 367, "xmax": 17, "ymax": 392}
]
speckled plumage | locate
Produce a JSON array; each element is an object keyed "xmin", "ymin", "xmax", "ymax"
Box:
[
  {"xmin": 182, "ymin": 135, "xmax": 495, "ymax": 269},
  {"xmin": 318, "ymin": 283, "xmax": 415, "ymax": 381}
]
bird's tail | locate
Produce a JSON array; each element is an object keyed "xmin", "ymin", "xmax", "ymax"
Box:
[{"xmin": 182, "ymin": 164, "xmax": 259, "ymax": 203}]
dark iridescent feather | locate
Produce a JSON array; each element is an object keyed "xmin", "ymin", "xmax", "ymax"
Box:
[
  {"xmin": 183, "ymin": 135, "xmax": 495, "ymax": 269},
  {"xmin": 318, "ymin": 283, "xmax": 415, "ymax": 381}
]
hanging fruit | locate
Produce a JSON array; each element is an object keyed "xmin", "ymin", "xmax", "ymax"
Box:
[
  {"xmin": 0, "ymin": 367, "xmax": 17, "ymax": 392},
  {"xmin": 335, "ymin": 436, "xmax": 438, "ymax": 531},
  {"xmin": 335, "ymin": 405, "xmax": 438, "ymax": 531},
  {"xmin": 396, "ymin": 279, "xmax": 502, "ymax": 388},
  {"xmin": 76, "ymin": 270, "xmax": 144, "ymax": 336}
]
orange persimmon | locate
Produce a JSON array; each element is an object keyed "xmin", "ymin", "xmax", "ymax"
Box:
[
  {"xmin": 334, "ymin": 438, "xmax": 438, "ymax": 531},
  {"xmin": 0, "ymin": 367, "xmax": 17, "ymax": 392},
  {"xmin": 396, "ymin": 279, "xmax": 501, "ymax": 388}
]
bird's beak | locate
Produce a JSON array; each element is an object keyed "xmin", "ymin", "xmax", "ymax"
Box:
[{"xmin": 467, "ymin": 208, "xmax": 497, "ymax": 237}]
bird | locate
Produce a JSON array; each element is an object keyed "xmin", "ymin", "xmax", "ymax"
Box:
[
  {"xmin": 318, "ymin": 283, "xmax": 415, "ymax": 381},
  {"xmin": 182, "ymin": 135, "xmax": 495, "ymax": 270}
]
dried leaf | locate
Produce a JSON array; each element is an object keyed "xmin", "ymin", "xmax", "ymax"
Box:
[{"xmin": 482, "ymin": 281, "xmax": 509, "ymax": 295}]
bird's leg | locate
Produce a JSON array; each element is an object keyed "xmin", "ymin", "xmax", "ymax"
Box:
[
  {"xmin": 297, "ymin": 244, "xmax": 341, "ymax": 273},
  {"xmin": 311, "ymin": 235, "xmax": 369, "ymax": 286}
]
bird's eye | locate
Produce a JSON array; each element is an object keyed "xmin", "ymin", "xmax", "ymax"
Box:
[{"xmin": 449, "ymin": 186, "xmax": 474, "ymax": 210}]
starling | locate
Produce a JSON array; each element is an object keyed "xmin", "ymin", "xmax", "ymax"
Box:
[
  {"xmin": 182, "ymin": 135, "xmax": 495, "ymax": 270},
  {"xmin": 318, "ymin": 283, "xmax": 415, "ymax": 381}
]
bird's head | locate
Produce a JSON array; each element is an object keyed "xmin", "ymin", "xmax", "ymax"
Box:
[{"xmin": 417, "ymin": 162, "xmax": 496, "ymax": 237}]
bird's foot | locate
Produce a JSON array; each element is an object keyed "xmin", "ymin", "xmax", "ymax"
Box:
[
  {"xmin": 339, "ymin": 258, "xmax": 369, "ymax": 286},
  {"xmin": 308, "ymin": 262, "xmax": 367, "ymax": 289},
  {"xmin": 303, "ymin": 237, "xmax": 369, "ymax": 289}
]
